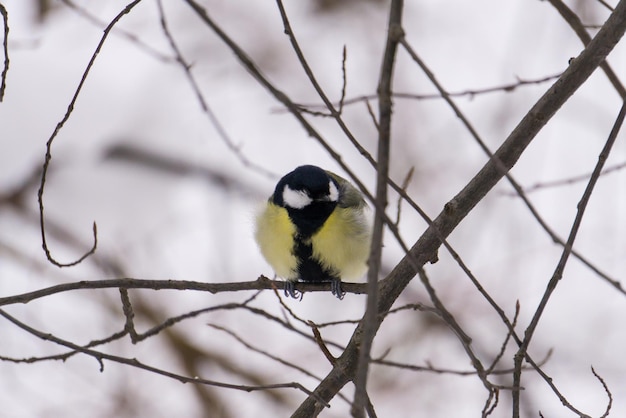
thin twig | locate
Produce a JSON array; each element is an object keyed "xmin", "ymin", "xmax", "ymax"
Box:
[
  {"xmin": 59, "ymin": 0, "xmax": 174, "ymax": 63},
  {"xmin": 119, "ymin": 288, "xmax": 139, "ymax": 343},
  {"xmin": 394, "ymin": 166, "xmax": 414, "ymax": 226},
  {"xmin": 338, "ymin": 45, "xmax": 348, "ymax": 114},
  {"xmin": 591, "ymin": 367, "xmax": 613, "ymax": 418},
  {"xmin": 273, "ymin": 0, "xmax": 376, "ymax": 170},
  {"xmin": 0, "ymin": 3, "xmax": 9, "ymax": 102},
  {"xmin": 0, "ymin": 295, "xmax": 260, "ymax": 366},
  {"xmin": 501, "ymin": 160, "xmax": 626, "ymax": 195},
  {"xmin": 0, "ymin": 308, "xmax": 326, "ymax": 404},
  {"xmin": 364, "ymin": 97, "xmax": 379, "ymax": 130},
  {"xmin": 373, "ymin": 348, "xmax": 552, "ymax": 377},
  {"xmin": 239, "ymin": 304, "xmax": 347, "ymax": 353},
  {"xmin": 207, "ymin": 323, "xmax": 326, "ymax": 383},
  {"xmin": 514, "ymin": 100, "xmax": 626, "ymax": 417},
  {"xmin": 0, "ymin": 329, "xmax": 129, "ymax": 365},
  {"xmin": 38, "ymin": 0, "xmax": 146, "ymax": 267},
  {"xmin": 486, "ymin": 301, "xmax": 520, "ymax": 374},
  {"xmin": 417, "ymin": 270, "xmax": 499, "ymax": 390},
  {"xmin": 155, "ymin": 0, "xmax": 274, "ymax": 179},
  {"xmin": 287, "ymin": 73, "xmax": 562, "ymax": 114},
  {"xmin": 136, "ymin": 293, "xmax": 260, "ymax": 342},
  {"xmin": 310, "ymin": 324, "xmax": 337, "ymax": 366}
]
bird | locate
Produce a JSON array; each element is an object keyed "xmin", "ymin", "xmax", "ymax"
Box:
[{"xmin": 255, "ymin": 165, "xmax": 371, "ymax": 299}]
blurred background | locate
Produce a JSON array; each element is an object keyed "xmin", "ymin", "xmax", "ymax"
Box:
[{"xmin": 0, "ymin": 0, "xmax": 625, "ymax": 417}]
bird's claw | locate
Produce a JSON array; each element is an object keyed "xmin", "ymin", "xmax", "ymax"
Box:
[
  {"xmin": 331, "ymin": 279, "xmax": 345, "ymax": 300},
  {"xmin": 284, "ymin": 281, "xmax": 303, "ymax": 300}
]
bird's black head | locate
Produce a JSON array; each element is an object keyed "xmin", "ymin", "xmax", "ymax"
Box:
[{"xmin": 272, "ymin": 165, "xmax": 339, "ymax": 236}]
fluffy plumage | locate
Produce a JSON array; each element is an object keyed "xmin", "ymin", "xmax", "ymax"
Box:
[{"xmin": 255, "ymin": 165, "xmax": 371, "ymax": 299}]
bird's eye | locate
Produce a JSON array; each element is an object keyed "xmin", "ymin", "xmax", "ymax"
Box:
[{"xmin": 283, "ymin": 185, "xmax": 312, "ymax": 209}]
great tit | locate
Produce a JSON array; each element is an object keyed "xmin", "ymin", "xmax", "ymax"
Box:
[{"xmin": 255, "ymin": 165, "xmax": 371, "ymax": 299}]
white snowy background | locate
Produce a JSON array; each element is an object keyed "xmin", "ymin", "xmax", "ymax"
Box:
[{"xmin": 0, "ymin": 0, "xmax": 625, "ymax": 417}]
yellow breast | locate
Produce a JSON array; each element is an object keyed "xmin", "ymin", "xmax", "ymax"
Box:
[
  {"xmin": 254, "ymin": 202, "xmax": 298, "ymax": 279},
  {"xmin": 310, "ymin": 206, "xmax": 371, "ymax": 280}
]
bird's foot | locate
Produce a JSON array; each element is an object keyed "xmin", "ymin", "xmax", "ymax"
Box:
[
  {"xmin": 331, "ymin": 278, "xmax": 345, "ymax": 300},
  {"xmin": 284, "ymin": 281, "xmax": 303, "ymax": 300}
]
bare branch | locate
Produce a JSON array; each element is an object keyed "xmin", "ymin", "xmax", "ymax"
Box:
[
  {"xmin": 0, "ymin": 308, "xmax": 325, "ymax": 403},
  {"xmin": 591, "ymin": 367, "xmax": 613, "ymax": 418},
  {"xmin": 501, "ymin": 160, "xmax": 626, "ymax": 195},
  {"xmin": 486, "ymin": 301, "xmax": 520, "ymax": 375},
  {"xmin": 0, "ymin": 3, "xmax": 9, "ymax": 102},
  {"xmin": 287, "ymin": 73, "xmax": 561, "ymax": 114},
  {"xmin": 338, "ymin": 45, "xmax": 348, "ymax": 115},
  {"xmin": 135, "ymin": 292, "xmax": 261, "ymax": 342},
  {"xmin": 59, "ymin": 0, "xmax": 174, "ymax": 63},
  {"xmin": 513, "ymin": 99, "xmax": 626, "ymax": 416},
  {"xmin": 119, "ymin": 288, "xmax": 139, "ymax": 344},
  {"xmin": 273, "ymin": 0, "xmax": 376, "ymax": 170},
  {"xmin": 38, "ymin": 0, "xmax": 146, "ymax": 267},
  {"xmin": 417, "ymin": 269, "xmax": 499, "ymax": 392},
  {"xmin": 310, "ymin": 324, "xmax": 337, "ymax": 366},
  {"xmin": 156, "ymin": 0, "xmax": 274, "ymax": 179},
  {"xmin": 353, "ymin": 1, "xmax": 403, "ymax": 416},
  {"xmin": 363, "ymin": 97, "xmax": 379, "ymax": 130},
  {"xmin": 207, "ymin": 323, "xmax": 327, "ymax": 384},
  {"xmin": 182, "ymin": 0, "xmax": 378, "ymax": 217},
  {"xmin": 373, "ymin": 348, "xmax": 553, "ymax": 377},
  {"xmin": 0, "ymin": 276, "xmax": 371, "ymax": 307},
  {"xmin": 394, "ymin": 166, "xmax": 414, "ymax": 226}
]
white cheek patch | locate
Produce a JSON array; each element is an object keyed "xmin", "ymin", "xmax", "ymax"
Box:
[
  {"xmin": 328, "ymin": 181, "xmax": 339, "ymax": 202},
  {"xmin": 283, "ymin": 185, "xmax": 312, "ymax": 209}
]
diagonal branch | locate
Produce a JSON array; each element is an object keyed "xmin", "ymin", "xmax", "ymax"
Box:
[
  {"xmin": 273, "ymin": 0, "xmax": 376, "ymax": 168},
  {"xmin": 156, "ymin": 0, "xmax": 274, "ymax": 179}
]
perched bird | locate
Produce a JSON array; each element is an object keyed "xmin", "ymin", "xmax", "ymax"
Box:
[{"xmin": 255, "ymin": 165, "xmax": 371, "ymax": 299}]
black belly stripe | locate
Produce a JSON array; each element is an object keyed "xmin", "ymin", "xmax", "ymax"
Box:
[{"xmin": 293, "ymin": 237, "xmax": 337, "ymax": 283}]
